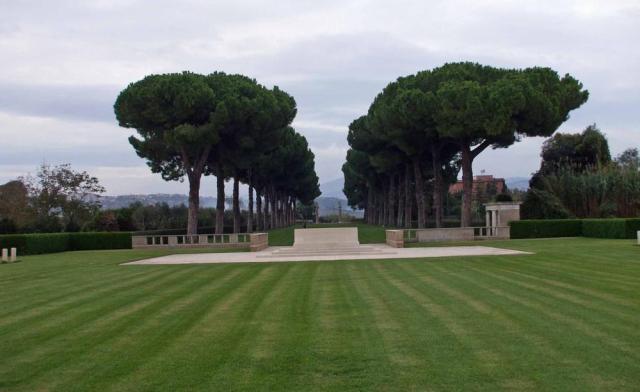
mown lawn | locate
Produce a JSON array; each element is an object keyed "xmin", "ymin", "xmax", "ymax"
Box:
[{"xmin": 1, "ymin": 238, "xmax": 639, "ymax": 391}]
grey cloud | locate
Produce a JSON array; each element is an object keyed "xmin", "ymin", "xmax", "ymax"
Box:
[
  {"xmin": 0, "ymin": 0, "xmax": 638, "ymax": 188},
  {"xmin": 0, "ymin": 83, "xmax": 120, "ymax": 123}
]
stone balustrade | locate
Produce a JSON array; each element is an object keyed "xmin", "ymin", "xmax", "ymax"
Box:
[
  {"xmin": 132, "ymin": 233, "xmax": 269, "ymax": 252},
  {"xmin": 386, "ymin": 226, "xmax": 511, "ymax": 247}
]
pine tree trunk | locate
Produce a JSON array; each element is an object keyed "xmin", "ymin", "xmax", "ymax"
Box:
[
  {"xmin": 232, "ymin": 176, "xmax": 240, "ymax": 233},
  {"xmin": 263, "ymin": 191, "xmax": 269, "ymax": 230},
  {"xmin": 388, "ymin": 175, "xmax": 396, "ymax": 227},
  {"xmin": 405, "ymin": 163, "xmax": 412, "ymax": 228},
  {"xmin": 397, "ymin": 171, "xmax": 404, "ymax": 228},
  {"xmin": 413, "ymin": 159, "xmax": 426, "ymax": 228},
  {"xmin": 270, "ymin": 188, "xmax": 277, "ymax": 229},
  {"xmin": 378, "ymin": 192, "xmax": 384, "ymax": 225},
  {"xmin": 256, "ymin": 190, "xmax": 262, "ymax": 231},
  {"xmin": 247, "ymin": 184, "xmax": 254, "ymax": 233},
  {"xmin": 186, "ymin": 171, "xmax": 200, "ymax": 235},
  {"xmin": 215, "ymin": 164, "xmax": 225, "ymax": 234},
  {"xmin": 367, "ymin": 189, "xmax": 374, "ymax": 224},
  {"xmin": 460, "ymin": 144, "xmax": 473, "ymax": 227},
  {"xmin": 432, "ymin": 146, "xmax": 444, "ymax": 228},
  {"xmin": 290, "ymin": 198, "xmax": 295, "ymax": 226},
  {"xmin": 381, "ymin": 184, "xmax": 387, "ymax": 226}
]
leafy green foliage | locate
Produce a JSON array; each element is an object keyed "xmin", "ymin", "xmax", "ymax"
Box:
[
  {"xmin": 615, "ymin": 148, "xmax": 640, "ymax": 170},
  {"xmin": 511, "ymin": 218, "xmax": 640, "ymax": 239},
  {"xmin": 509, "ymin": 219, "xmax": 583, "ymax": 238},
  {"xmin": 0, "ymin": 232, "xmax": 131, "ymax": 255},
  {"xmin": 582, "ymin": 218, "xmax": 640, "ymax": 239},
  {"xmin": 521, "ymin": 188, "xmax": 572, "ymax": 219},
  {"xmin": 532, "ymin": 125, "xmax": 611, "ymax": 185},
  {"xmin": 494, "ymin": 193, "xmax": 513, "ymax": 202},
  {"xmin": 525, "ymin": 165, "xmax": 640, "ymax": 219},
  {"xmin": 345, "ymin": 62, "xmax": 587, "ymax": 228}
]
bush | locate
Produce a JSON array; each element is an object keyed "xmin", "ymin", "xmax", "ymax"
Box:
[
  {"xmin": 495, "ymin": 193, "xmax": 513, "ymax": 202},
  {"xmin": 510, "ymin": 219, "xmax": 583, "ymax": 239},
  {"xmin": 69, "ymin": 232, "xmax": 131, "ymax": 251},
  {"xmin": 510, "ymin": 218, "xmax": 640, "ymax": 239},
  {"xmin": 521, "ymin": 189, "xmax": 572, "ymax": 219},
  {"xmin": 0, "ymin": 232, "xmax": 132, "ymax": 255},
  {"xmin": 0, "ymin": 218, "xmax": 17, "ymax": 234},
  {"xmin": 582, "ymin": 219, "xmax": 640, "ymax": 239}
]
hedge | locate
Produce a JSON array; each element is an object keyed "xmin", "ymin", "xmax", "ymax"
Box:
[
  {"xmin": 0, "ymin": 232, "xmax": 132, "ymax": 255},
  {"xmin": 582, "ymin": 219, "xmax": 640, "ymax": 239},
  {"xmin": 510, "ymin": 218, "xmax": 640, "ymax": 239},
  {"xmin": 509, "ymin": 219, "xmax": 583, "ymax": 239}
]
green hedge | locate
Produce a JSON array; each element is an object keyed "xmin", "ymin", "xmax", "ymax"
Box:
[
  {"xmin": 510, "ymin": 218, "xmax": 640, "ymax": 239},
  {"xmin": 0, "ymin": 232, "xmax": 131, "ymax": 255},
  {"xmin": 582, "ymin": 219, "xmax": 640, "ymax": 239},
  {"xmin": 510, "ymin": 219, "xmax": 583, "ymax": 239}
]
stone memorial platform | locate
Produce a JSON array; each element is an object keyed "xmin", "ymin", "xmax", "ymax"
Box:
[{"xmin": 127, "ymin": 227, "xmax": 528, "ymax": 265}]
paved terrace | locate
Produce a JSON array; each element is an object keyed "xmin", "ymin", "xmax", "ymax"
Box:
[{"xmin": 127, "ymin": 228, "xmax": 529, "ymax": 265}]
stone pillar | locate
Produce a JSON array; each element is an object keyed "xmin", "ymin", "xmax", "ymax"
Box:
[
  {"xmin": 10, "ymin": 248, "xmax": 16, "ymax": 262},
  {"xmin": 485, "ymin": 211, "xmax": 491, "ymax": 228},
  {"xmin": 1, "ymin": 248, "xmax": 7, "ymax": 262},
  {"xmin": 492, "ymin": 210, "xmax": 498, "ymax": 236}
]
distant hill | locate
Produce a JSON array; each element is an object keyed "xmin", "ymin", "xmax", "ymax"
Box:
[
  {"xmin": 316, "ymin": 197, "xmax": 363, "ymax": 218},
  {"xmin": 505, "ymin": 177, "xmax": 530, "ymax": 191},
  {"xmin": 99, "ymin": 193, "xmax": 362, "ymax": 218},
  {"xmin": 99, "ymin": 194, "xmax": 218, "ymax": 210},
  {"xmin": 319, "ymin": 177, "xmax": 345, "ymax": 198},
  {"xmin": 317, "ymin": 177, "xmax": 362, "ymax": 217}
]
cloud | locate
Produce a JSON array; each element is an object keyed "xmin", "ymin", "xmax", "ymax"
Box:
[
  {"xmin": 0, "ymin": 82, "xmax": 119, "ymax": 123},
  {"xmin": 0, "ymin": 0, "xmax": 638, "ymax": 193}
]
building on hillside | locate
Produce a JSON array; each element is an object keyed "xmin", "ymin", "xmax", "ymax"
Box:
[{"xmin": 448, "ymin": 175, "xmax": 506, "ymax": 202}]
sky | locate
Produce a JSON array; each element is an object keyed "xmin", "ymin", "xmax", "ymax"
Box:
[{"xmin": 0, "ymin": 0, "xmax": 638, "ymax": 196}]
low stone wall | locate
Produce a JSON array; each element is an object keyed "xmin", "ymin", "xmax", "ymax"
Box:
[
  {"xmin": 385, "ymin": 230, "xmax": 405, "ymax": 248},
  {"xmin": 132, "ymin": 233, "xmax": 269, "ymax": 252},
  {"xmin": 474, "ymin": 226, "xmax": 511, "ymax": 240},
  {"xmin": 388, "ymin": 226, "xmax": 510, "ymax": 246},
  {"xmin": 249, "ymin": 233, "xmax": 268, "ymax": 252},
  {"xmin": 416, "ymin": 227, "xmax": 475, "ymax": 242}
]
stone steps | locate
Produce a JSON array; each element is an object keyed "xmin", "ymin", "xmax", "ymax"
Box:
[
  {"xmin": 258, "ymin": 245, "xmax": 396, "ymax": 258},
  {"xmin": 255, "ymin": 228, "xmax": 397, "ymax": 259}
]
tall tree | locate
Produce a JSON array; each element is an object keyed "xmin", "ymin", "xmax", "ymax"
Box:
[
  {"xmin": 432, "ymin": 63, "xmax": 588, "ymax": 226},
  {"xmin": 19, "ymin": 163, "xmax": 105, "ymax": 232},
  {"xmin": 115, "ymin": 72, "xmax": 222, "ymax": 235}
]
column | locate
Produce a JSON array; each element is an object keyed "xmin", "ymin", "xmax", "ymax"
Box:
[{"xmin": 492, "ymin": 210, "xmax": 498, "ymax": 236}]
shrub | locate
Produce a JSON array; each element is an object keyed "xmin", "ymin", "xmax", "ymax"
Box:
[
  {"xmin": 582, "ymin": 218, "xmax": 640, "ymax": 239},
  {"xmin": 69, "ymin": 232, "xmax": 131, "ymax": 251},
  {"xmin": 0, "ymin": 232, "xmax": 132, "ymax": 255},
  {"xmin": 510, "ymin": 218, "xmax": 640, "ymax": 239},
  {"xmin": 0, "ymin": 233, "xmax": 70, "ymax": 255},
  {"xmin": 521, "ymin": 189, "xmax": 572, "ymax": 219},
  {"xmin": 510, "ymin": 219, "xmax": 582, "ymax": 239},
  {"xmin": 495, "ymin": 193, "xmax": 513, "ymax": 202}
]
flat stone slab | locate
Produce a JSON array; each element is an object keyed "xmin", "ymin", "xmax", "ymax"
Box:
[
  {"xmin": 293, "ymin": 227, "xmax": 359, "ymax": 248},
  {"xmin": 125, "ymin": 245, "xmax": 530, "ymax": 265}
]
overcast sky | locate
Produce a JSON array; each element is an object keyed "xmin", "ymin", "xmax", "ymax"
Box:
[{"xmin": 0, "ymin": 0, "xmax": 638, "ymax": 196}]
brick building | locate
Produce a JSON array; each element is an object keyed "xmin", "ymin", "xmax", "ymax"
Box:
[{"xmin": 448, "ymin": 175, "xmax": 506, "ymax": 201}]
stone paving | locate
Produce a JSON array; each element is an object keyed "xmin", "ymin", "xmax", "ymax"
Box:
[{"xmin": 127, "ymin": 227, "xmax": 529, "ymax": 265}]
